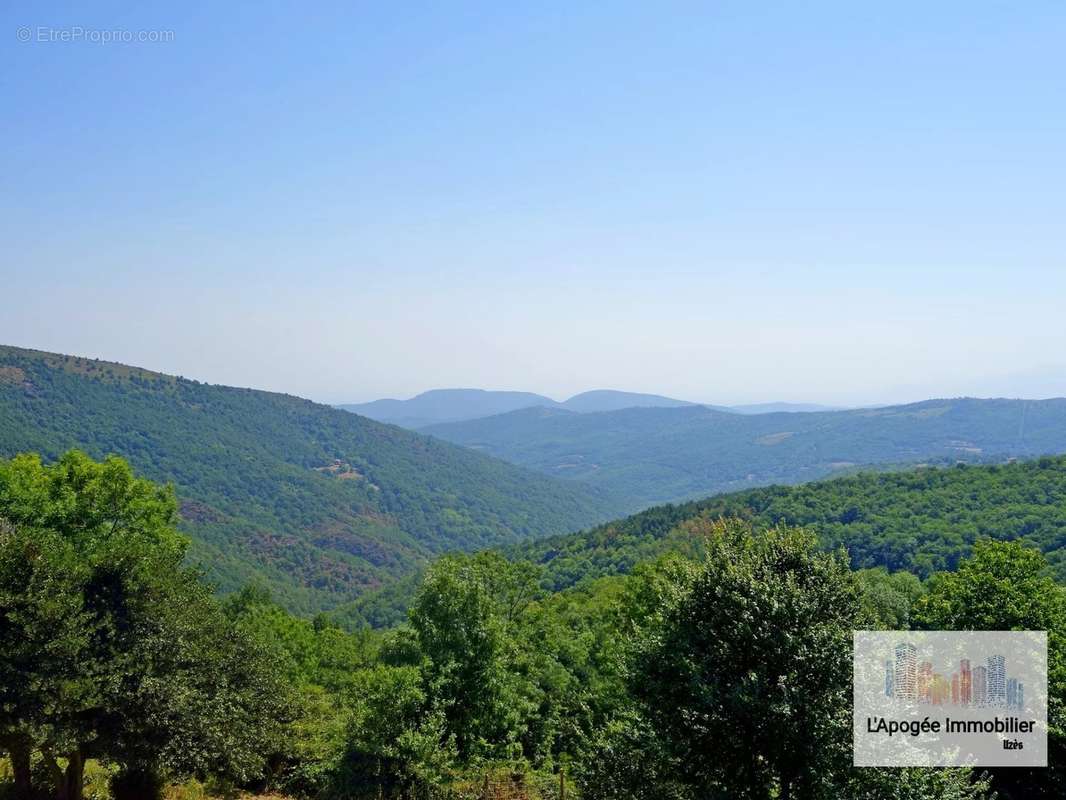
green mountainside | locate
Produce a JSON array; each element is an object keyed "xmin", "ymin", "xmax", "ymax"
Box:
[
  {"xmin": 424, "ymin": 399, "xmax": 1066, "ymax": 510},
  {"xmin": 509, "ymin": 456, "xmax": 1066, "ymax": 590},
  {"xmin": 0, "ymin": 345, "xmax": 616, "ymax": 615}
]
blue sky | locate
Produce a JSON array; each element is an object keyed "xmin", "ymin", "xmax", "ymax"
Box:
[{"xmin": 3, "ymin": 1, "xmax": 1065, "ymax": 405}]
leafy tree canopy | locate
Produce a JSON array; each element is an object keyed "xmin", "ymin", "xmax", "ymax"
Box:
[{"xmin": 0, "ymin": 452, "xmax": 291, "ymax": 800}]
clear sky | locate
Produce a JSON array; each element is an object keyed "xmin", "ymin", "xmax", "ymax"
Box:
[{"xmin": 3, "ymin": 1, "xmax": 1065, "ymax": 406}]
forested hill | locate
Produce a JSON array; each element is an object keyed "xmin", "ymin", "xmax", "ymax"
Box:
[
  {"xmin": 424, "ymin": 398, "xmax": 1066, "ymax": 510},
  {"xmin": 509, "ymin": 456, "xmax": 1066, "ymax": 589},
  {"xmin": 0, "ymin": 345, "xmax": 616, "ymax": 615}
]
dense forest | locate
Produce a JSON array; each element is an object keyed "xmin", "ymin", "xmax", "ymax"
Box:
[
  {"xmin": 0, "ymin": 346, "xmax": 616, "ymax": 616},
  {"xmin": 424, "ymin": 397, "xmax": 1066, "ymax": 509},
  {"xmin": 3, "ymin": 451, "xmax": 1063, "ymax": 799},
  {"xmin": 510, "ymin": 456, "xmax": 1066, "ymax": 590},
  {"xmin": 344, "ymin": 456, "xmax": 1066, "ymax": 627}
]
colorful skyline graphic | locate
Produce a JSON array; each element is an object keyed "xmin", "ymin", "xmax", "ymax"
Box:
[{"xmin": 884, "ymin": 642, "xmax": 1024, "ymax": 709}]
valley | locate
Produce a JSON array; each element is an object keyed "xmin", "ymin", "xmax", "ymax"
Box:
[
  {"xmin": 424, "ymin": 399, "xmax": 1066, "ymax": 510},
  {"xmin": 0, "ymin": 345, "xmax": 616, "ymax": 617}
]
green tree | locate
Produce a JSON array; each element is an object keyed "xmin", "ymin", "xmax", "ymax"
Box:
[
  {"xmin": 0, "ymin": 517, "xmax": 89, "ymax": 798},
  {"xmin": 337, "ymin": 665, "xmax": 454, "ymax": 799},
  {"xmin": 577, "ymin": 709, "xmax": 692, "ymax": 800},
  {"xmin": 915, "ymin": 540, "xmax": 1066, "ymax": 799},
  {"xmin": 855, "ymin": 567, "xmax": 924, "ymax": 629},
  {"xmin": 408, "ymin": 552, "xmax": 541, "ymax": 762},
  {"xmin": 0, "ymin": 451, "xmax": 289, "ymax": 800},
  {"xmin": 631, "ymin": 520, "xmax": 859, "ymax": 800},
  {"xmin": 221, "ymin": 583, "xmax": 381, "ymax": 798}
]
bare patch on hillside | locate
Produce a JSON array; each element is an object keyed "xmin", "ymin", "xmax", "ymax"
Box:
[
  {"xmin": 179, "ymin": 499, "xmax": 227, "ymax": 524},
  {"xmin": 314, "ymin": 459, "xmax": 365, "ymax": 480},
  {"xmin": 0, "ymin": 365, "xmax": 27, "ymax": 385},
  {"xmin": 756, "ymin": 431, "xmax": 794, "ymax": 446}
]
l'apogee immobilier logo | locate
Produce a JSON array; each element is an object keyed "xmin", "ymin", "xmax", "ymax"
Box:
[{"xmin": 853, "ymin": 631, "xmax": 1047, "ymax": 766}]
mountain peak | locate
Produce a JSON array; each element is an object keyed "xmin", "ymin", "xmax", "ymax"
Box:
[{"xmin": 560, "ymin": 390, "xmax": 698, "ymax": 413}]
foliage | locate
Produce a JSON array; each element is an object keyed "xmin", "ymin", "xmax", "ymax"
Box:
[
  {"xmin": 335, "ymin": 666, "xmax": 453, "ymax": 799},
  {"xmin": 845, "ymin": 767, "xmax": 993, "ymax": 799},
  {"xmin": 0, "ymin": 346, "xmax": 616, "ymax": 616},
  {"xmin": 855, "ymin": 567, "xmax": 924, "ymax": 629},
  {"xmin": 630, "ymin": 520, "xmax": 859, "ymax": 799},
  {"xmin": 575, "ymin": 710, "xmax": 691, "ymax": 800},
  {"xmin": 4, "ymin": 447, "xmax": 1053, "ymax": 800},
  {"xmin": 915, "ymin": 540, "xmax": 1066, "ymax": 799},
  {"xmin": 409, "ymin": 553, "xmax": 542, "ymax": 762},
  {"xmin": 0, "ymin": 452, "xmax": 292, "ymax": 799},
  {"xmin": 512, "ymin": 456, "xmax": 1066, "ymax": 592}
]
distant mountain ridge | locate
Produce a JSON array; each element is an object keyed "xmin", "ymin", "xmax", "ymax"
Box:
[
  {"xmin": 338, "ymin": 388, "xmax": 841, "ymax": 428},
  {"xmin": 338, "ymin": 389, "xmax": 558, "ymax": 429},
  {"xmin": 560, "ymin": 389, "xmax": 701, "ymax": 413},
  {"xmin": 0, "ymin": 346, "xmax": 617, "ymax": 617},
  {"xmin": 423, "ymin": 397, "xmax": 1066, "ymax": 511},
  {"xmin": 338, "ymin": 388, "xmax": 705, "ymax": 428}
]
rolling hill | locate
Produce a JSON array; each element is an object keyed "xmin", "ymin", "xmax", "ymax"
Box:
[
  {"xmin": 423, "ymin": 398, "xmax": 1066, "ymax": 511},
  {"xmin": 0, "ymin": 346, "xmax": 617, "ymax": 616},
  {"xmin": 337, "ymin": 389, "xmax": 557, "ymax": 429},
  {"xmin": 559, "ymin": 389, "xmax": 698, "ymax": 413},
  {"xmin": 339, "ymin": 388, "xmax": 703, "ymax": 428},
  {"xmin": 340, "ymin": 388, "xmax": 849, "ymax": 430},
  {"xmin": 510, "ymin": 455, "xmax": 1066, "ymax": 590}
]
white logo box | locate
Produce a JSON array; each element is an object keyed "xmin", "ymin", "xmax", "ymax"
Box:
[{"xmin": 853, "ymin": 631, "xmax": 1047, "ymax": 767}]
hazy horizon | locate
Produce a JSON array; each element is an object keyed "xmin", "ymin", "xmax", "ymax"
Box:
[
  {"xmin": 5, "ymin": 340, "xmax": 1066, "ymax": 410},
  {"xmin": 337, "ymin": 382, "xmax": 1066, "ymax": 410},
  {"xmin": 5, "ymin": 2, "xmax": 1065, "ymax": 407}
]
